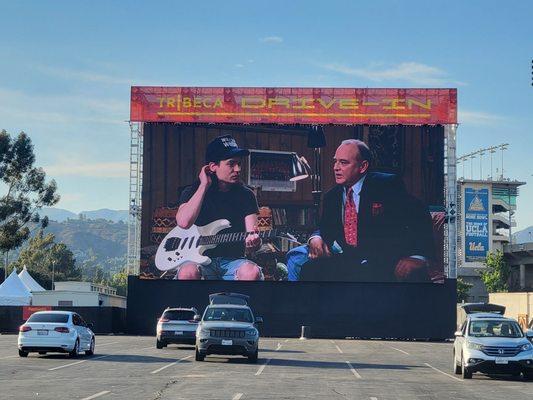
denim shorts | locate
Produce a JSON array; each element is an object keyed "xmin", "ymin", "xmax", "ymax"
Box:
[{"xmin": 199, "ymin": 257, "xmax": 263, "ymax": 281}]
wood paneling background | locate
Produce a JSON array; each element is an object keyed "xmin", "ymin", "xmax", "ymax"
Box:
[{"xmin": 141, "ymin": 123, "xmax": 444, "ymax": 249}]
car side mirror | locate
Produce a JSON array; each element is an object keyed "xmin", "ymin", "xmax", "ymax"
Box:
[
  {"xmin": 454, "ymin": 331, "xmax": 463, "ymax": 337},
  {"xmin": 255, "ymin": 316, "xmax": 263, "ymax": 324},
  {"xmin": 193, "ymin": 315, "xmax": 201, "ymax": 322}
]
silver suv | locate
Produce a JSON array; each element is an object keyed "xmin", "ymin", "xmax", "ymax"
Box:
[
  {"xmin": 195, "ymin": 293, "xmax": 263, "ymax": 363},
  {"xmin": 156, "ymin": 307, "xmax": 200, "ymax": 349},
  {"xmin": 453, "ymin": 303, "xmax": 533, "ymax": 380}
]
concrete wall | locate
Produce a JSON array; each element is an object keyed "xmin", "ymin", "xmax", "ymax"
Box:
[
  {"xmin": 489, "ymin": 292, "xmax": 533, "ymax": 330},
  {"xmin": 32, "ymin": 291, "xmax": 99, "ymax": 306}
]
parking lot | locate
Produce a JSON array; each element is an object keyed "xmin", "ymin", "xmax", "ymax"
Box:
[{"xmin": 0, "ymin": 334, "xmax": 531, "ymax": 399}]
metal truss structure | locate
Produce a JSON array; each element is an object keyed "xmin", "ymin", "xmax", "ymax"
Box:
[
  {"xmin": 444, "ymin": 124, "xmax": 458, "ymax": 279},
  {"xmin": 127, "ymin": 122, "xmax": 143, "ymax": 275}
]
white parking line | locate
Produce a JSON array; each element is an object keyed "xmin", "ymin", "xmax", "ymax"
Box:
[
  {"xmin": 95, "ymin": 341, "xmax": 119, "ymax": 347},
  {"xmin": 345, "ymin": 361, "xmax": 362, "ymax": 379},
  {"xmin": 389, "ymin": 346, "xmax": 409, "ymax": 355},
  {"xmin": 370, "ymin": 397, "xmax": 378, "ymax": 400},
  {"xmin": 335, "ymin": 345, "xmax": 343, "ymax": 354},
  {"xmin": 81, "ymin": 390, "xmax": 110, "ymax": 400},
  {"xmin": 48, "ymin": 355, "xmax": 110, "ymax": 371},
  {"xmin": 424, "ymin": 363, "xmax": 463, "ymax": 382},
  {"xmin": 232, "ymin": 394, "xmax": 243, "ymax": 400},
  {"xmin": 150, "ymin": 355, "xmax": 192, "ymax": 374},
  {"xmin": 255, "ymin": 358, "xmax": 271, "ymax": 376}
]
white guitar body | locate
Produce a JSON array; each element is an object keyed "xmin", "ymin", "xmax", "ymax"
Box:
[{"xmin": 155, "ymin": 219, "xmax": 231, "ymax": 271}]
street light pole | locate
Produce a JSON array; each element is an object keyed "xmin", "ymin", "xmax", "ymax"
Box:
[{"xmin": 51, "ymin": 260, "xmax": 55, "ymax": 290}]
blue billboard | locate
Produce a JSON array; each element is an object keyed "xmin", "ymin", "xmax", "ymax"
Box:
[{"xmin": 464, "ymin": 188, "xmax": 490, "ymax": 262}]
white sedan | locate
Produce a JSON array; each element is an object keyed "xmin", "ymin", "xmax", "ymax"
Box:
[{"xmin": 18, "ymin": 311, "xmax": 95, "ymax": 358}]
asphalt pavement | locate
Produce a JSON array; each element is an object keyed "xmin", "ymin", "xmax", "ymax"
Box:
[{"xmin": 0, "ymin": 335, "xmax": 531, "ymax": 399}]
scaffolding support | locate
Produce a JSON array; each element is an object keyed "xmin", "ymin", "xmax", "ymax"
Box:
[
  {"xmin": 127, "ymin": 122, "xmax": 143, "ymax": 276},
  {"xmin": 444, "ymin": 124, "xmax": 458, "ymax": 279}
]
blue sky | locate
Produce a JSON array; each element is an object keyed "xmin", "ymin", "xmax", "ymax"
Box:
[{"xmin": 1, "ymin": 1, "xmax": 532, "ymax": 230}]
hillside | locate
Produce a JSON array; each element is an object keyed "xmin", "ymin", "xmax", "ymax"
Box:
[{"xmin": 41, "ymin": 207, "xmax": 128, "ymax": 223}]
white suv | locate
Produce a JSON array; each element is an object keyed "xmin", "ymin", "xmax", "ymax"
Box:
[{"xmin": 453, "ymin": 303, "xmax": 533, "ymax": 380}]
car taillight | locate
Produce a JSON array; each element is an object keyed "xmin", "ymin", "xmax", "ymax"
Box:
[
  {"xmin": 19, "ymin": 325, "xmax": 31, "ymax": 332},
  {"xmin": 159, "ymin": 318, "xmax": 169, "ymax": 323},
  {"xmin": 54, "ymin": 327, "xmax": 70, "ymax": 333}
]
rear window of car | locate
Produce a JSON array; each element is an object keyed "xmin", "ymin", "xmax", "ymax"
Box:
[
  {"xmin": 27, "ymin": 313, "xmax": 69, "ymax": 323},
  {"xmin": 162, "ymin": 310, "xmax": 195, "ymax": 321}
]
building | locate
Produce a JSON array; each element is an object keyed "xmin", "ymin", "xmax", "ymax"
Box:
[
  {"xmin": 504, "ymin": 242, "xmax": 533, "ymax": 291},
  {"xmin": 31, "ymin": 281, "xmax": 126, "ymax": 308},
  {"xmin": 457, "ymin": 178, "xmax": 525, "ymax": 302}
]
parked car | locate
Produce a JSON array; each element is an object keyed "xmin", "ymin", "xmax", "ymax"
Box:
[
  {"xmin": 18, "ymin": 311, "xmax": 95, "ymax": 358},
  {"xmin": 156, "ymin": 307, "xmax": 200, "ymax": 349},
  {"xmin": 453, "ymin": 303, "xmax": 533, "ymax": 380},
  {"xmin": 195, "ymin": 293, "xmax": 262, "ymax": 363}
]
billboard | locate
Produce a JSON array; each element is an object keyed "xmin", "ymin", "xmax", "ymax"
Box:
[
  {"xmin": 464, "ymin": 187, "xmax": 490, "ymax": 262},
  {"xmin": 131, "ymin": 87, "xmax": 457, "ymax": 125},
  {"xmin": 137, "ymin": 127, "xmax": 446, "ymax": 284}
]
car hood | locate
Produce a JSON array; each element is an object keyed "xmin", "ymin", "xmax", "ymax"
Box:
[
  {"xmin": 200, "ymin": 321, "xmax": 253, "ymax": 329},
  {"xmin": 467, "ymin": 337, "xmax": 530, "ymax": 347}
]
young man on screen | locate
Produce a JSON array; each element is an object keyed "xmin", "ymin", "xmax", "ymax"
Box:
[{"xmin": 174, "ymin": 135, "xmax": 263, "ymax": 280}]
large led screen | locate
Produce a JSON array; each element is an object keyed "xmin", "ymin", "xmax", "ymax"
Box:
[{"xmin": 138, "ymin": 122, "xmax": 446, "ymax": 284}]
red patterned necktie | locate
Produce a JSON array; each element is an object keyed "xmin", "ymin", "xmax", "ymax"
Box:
[{"xmin": 344, "ymin": 187, "xmax": 358, "ymax": 246}]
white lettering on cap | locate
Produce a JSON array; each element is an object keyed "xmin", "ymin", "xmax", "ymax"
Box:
[{"xmin": 221, "ymin": 137, "xmax": 237, "ymax": 148}]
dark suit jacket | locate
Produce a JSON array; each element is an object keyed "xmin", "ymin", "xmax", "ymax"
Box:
[{"xmin": 309, "ymin": 172, "xmax": 435, "ymax": 281}]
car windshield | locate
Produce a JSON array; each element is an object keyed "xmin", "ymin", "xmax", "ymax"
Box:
[
  {"xmin": 162, "ymin": 310, "xmax": 196, "ymax": 321},
  {"xmin": 27, "ymin": 313, "xmax": 69, "ymax": 323},
  {"xmin": 469, "ymin": 320, "xmax": 523, "ymax": 338},
  {"xmin": 203, "ymin": 307, "xmax": 253, "ymax": 323}
]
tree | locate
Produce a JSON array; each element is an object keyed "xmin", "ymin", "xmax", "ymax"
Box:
[
  {"xmin": 478, "ymin": 250, "xmax": 510, "ymax": 293},
  {"xmin": 10, "ymin": 230, "xmax": 80, "ymax": 289},
  {"xmin": 110, "ymin": 269, "xmax": 128, "ymax": 296},
  {"xmin": 0, "ymin": 130, "xmax": 59, "ymax": 269},
  {"xmin": 456, "ymin": 278, "xmax": 473, "ymax": 303}
]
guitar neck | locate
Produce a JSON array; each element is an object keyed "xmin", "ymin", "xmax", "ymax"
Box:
[{"xmin": 199, "ymin": 230, "xmax": 278, "ymax": 246}]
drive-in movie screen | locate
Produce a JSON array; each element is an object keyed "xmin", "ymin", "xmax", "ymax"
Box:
[{"xmin": 131, "ymin": 87, "xmax": 456, "ymax": 283}]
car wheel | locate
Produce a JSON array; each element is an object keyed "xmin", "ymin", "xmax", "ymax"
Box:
[
  {"xmin": 195, "ymin": 347, "xmax": 204, "ymax": 361},
  {"xmin": 461, "ymin": 355, "xmax": 472, "ymax": 379},
  {"xmin": 69, "ymin": 339, "xmax": 80, "ymax": 358},
  {"xmin": 18, "ymin": 349, "xmax": 28, "ymax": 357},
  {"xmin": 85, "ymin": 338, "xmax": 95, "ymax": 356},
  {"xmin": 156, "ymin": 339, "xmax": 164, "ymax": 349},
  {"xmin": 38, "ymin": 351, "xmax": 47, "ymax": 355},
  {"xmin": 453, "ymin": 352, "xmax": 461, "ymax": 375},
  {"xmin": 248, "ymin": 349, "xmax": 258, "ymax": 364},
  {"xmin": 524, "ymin": 370, "xmax": 533, "ymax": 381}
]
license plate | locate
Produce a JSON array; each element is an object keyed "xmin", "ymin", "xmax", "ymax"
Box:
[
  {"xmin": 495, "ymin": 357, "xmax": 508, "ymax": 364},
  {"xmin": 175, "ymin": 331, "xmax": 183, "ymax": 335},
  {"xmin": 221, "ymin": 340, "xmax": 233, "ymax": 346},
  {"xmin": 37, "ymin": 330, "xmax": 48, "ymax": 336}
]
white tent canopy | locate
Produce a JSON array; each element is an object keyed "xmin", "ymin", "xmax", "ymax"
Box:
[
  {"xmin": 0, "ymin": 269, "xmax": 32, "ymax": 305},
  {"xmin": 18, "ymin": 266, "xmax": 46, "ymax": 292}
]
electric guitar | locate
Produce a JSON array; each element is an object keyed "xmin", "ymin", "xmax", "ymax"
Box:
[{"xmin": 154, "ymin": 219, "xmax": 296, "ymax": 271}]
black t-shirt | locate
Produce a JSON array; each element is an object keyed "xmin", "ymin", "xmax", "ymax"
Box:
[{"xmin": 178, "ymin": 182, "xmax": 259, "ymax": 258}]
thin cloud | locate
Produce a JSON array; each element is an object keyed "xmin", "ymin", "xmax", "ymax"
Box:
[
  {"xmin": 35, "ymin": 65, "xmax": 135, "ymax": 85},
  {"xmin": 0, "ymin": 87, "xmax": 127, "ymax": 126},
  {"xmin": 260, "ymin": 36, "xmax": 283, "ymax": 43},
  {"xmin": 459, "ymin": 110, "xmax": 505, "ymax": 125},
  {"xmin": 44, "ymin": 161, "xmax": 129, "ymax": 178},
  {"xmin": 322, "ymin": 62, "xmax": 464, "ymax": 86}
]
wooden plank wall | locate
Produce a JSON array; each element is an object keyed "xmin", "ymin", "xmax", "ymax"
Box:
[{"xmin": 141, "ymin": 123, "xmax": 444, "ymax": 248}]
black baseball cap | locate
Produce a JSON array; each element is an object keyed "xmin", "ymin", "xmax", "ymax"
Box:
[{"xmin": 205, "ymin": 135, "xmax": 249, "ymax": 163}]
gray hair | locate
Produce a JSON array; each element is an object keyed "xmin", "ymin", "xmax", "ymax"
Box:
[{"xmin": 340, "ymin": 139, "xmax": 372, "ymax": 164}]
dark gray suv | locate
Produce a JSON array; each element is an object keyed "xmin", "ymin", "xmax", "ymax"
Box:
[{"xmin": 195, "ymin": 293, "xmax": 263, "ymax": 363}]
